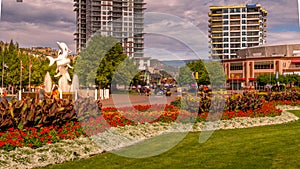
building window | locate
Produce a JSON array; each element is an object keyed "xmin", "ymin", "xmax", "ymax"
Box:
[
  {"xmin": 242, "ymin": 31, "xmax": 246, "ymax": 35},
  {"xmin": 242, "ymin": 37, "xmax": 246, "ymax": 41},
  {"xmin": 254, "ymin": 61, "xmax": 274, "ymax": 69},
  {"xmin": 242, "ymin": 26, "xmax": 246, "ymax": 30},
  {"xmin": 281, "ymin": 62, "xmax": 287, "ymax": 68},
  {"xmin": 223, "ymin": 32, "xmax": 228, "ymax": 36},
  {"xmin": 223, "ymin": 20, "xmax": 228, "ymax": 24},
  {"xmin": 223, "ymin": 9, "xmax": 228, "ymax": 13},
  {"xmin": 230, "ymin": 8, "xmax": 240, "ymax": 13},
  {"xmin": 223, "ymin": 15, "xmax": 228, "ymax": 19},
  {"xmin": 224, "ymin": 26, "xmax": 228, "ymax": 30},
  {"xmin": 224, "ymin": 38, "xmax": 229, "ymax": 42},
  {"xmin": 292, "ymin": 63, "xmax": 300, "ymax": 67},
  {"xmin": 230, "ymin": 63, "xmax": 243, "ymax": 70},
  {"xmin": 242, "ymin": 20, "xmax": 246, "ymax": 24},
  {"xmin": 242, "ymin": 14, "xmax": 246, "ymax": 18},
  {"xmin": 224, "ymin": 44, "xmax": 229, "ymax": 47},
  {"xmin": 224, "ymin": 49, "xmax": 229, "ymax": 53}
]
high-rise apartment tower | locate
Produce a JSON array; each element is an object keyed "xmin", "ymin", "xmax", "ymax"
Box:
[
  {"xmin": 208, "ymin": 4, "xmax": 267, "ymax": 60},
  {"xmin": 74, "ymin": 0, "xmax": 146, "ymax": 57}
]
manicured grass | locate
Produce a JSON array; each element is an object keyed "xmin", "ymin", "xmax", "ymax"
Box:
[{"xmin": 42, "ymin": 111, "xmax": 300, "ymax": 169}]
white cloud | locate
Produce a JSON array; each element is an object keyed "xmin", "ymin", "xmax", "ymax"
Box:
[
  {"xmin": 144, "ymin": 12, "xmax": 209, "ymax": 60},
  {"xmin": 0, "ymin": 0, "xmax": 75, "ymax": 50},
  {"xmin": 0, "ymin": 21, "xmax": 75, "ymax": 51},
  {"xmin": 0, "ymin": 0, "xmax": 300, "ymax": 58},
  {"xmin": 267, "ymin": 31, "xmax": 300, "ymax": 45}
]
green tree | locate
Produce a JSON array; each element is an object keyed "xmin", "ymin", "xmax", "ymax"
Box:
[
  {"xmin": 0, "ymin": 40, "xmax": 58, "ymax": 89},
  {"xmin": 160, "ymin": 70, "xmax": 172, "ymax": 79},
  {"xmin": 286, "ymin": 74, "xmax": 300, "ymax": 87},
  {"xmin": 278, "ymin": 74, "xmax": 288, "ymax": 84},
  {"xmin": 131, "ymin": 71, "xmax": 146, "ymax": 87},
  {"xmin": 74, "ymin": 35, "xmax": 118, "ymax": 87},
  {"xmin": 256, "ymin": 74, "xmax": 272, "ymax": 86},
  {"xmin": 177, "ymin": 59, "xmax": 225, "ymax": 88},
  {"xmin": 74, "ymin": 34, "xmax": 132, "ymax": 90},
  {"xmin": 204, "ymin": 61, "xmax": 226, "ymax": 88},
  {"xmin": 176, "ymin": 65, "xmax": 195, "ymax": 86},
  {"xmin": 96, "ymin": 42, "xmax": 127, "ymax": 89},
  {"xmin": 186, "ymin": 60, "xmax": 210, "ymax": 85},
  {"xmin": 112, "ymin": 57, "xmax": 139, "ymax": 90}
]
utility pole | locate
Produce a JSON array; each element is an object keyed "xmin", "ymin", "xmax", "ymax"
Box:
[
  {"xmin": 29, "ymin": 60, "xmax": 31, "ymax": 92},
  {"xmin": 20, "ymin": 60, "xmax": 22, "ymax": 92},
  {"xmin": 1, "ymin": 62, "xmax": 3, "ymax": 96}
]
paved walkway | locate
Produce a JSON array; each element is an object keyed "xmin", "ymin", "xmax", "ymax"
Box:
[{"xmin": 101, "ymin": 94, "xmax": 178, "ymax": 107}]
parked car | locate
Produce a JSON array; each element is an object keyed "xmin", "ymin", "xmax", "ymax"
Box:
[{"xmin": 154, "ymin": 88, "xmax": 164, "ymax": 96}]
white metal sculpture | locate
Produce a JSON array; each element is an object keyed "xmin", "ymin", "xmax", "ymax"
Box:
[{"xmin": 47, "ymin": 42, "xmax": 72, "ymax": 92}]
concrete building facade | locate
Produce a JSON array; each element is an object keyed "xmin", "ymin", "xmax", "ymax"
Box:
[
  {"xmin": 73, "ymin": 0, "xmax": 146, "ymax": 57},
  {"xmin": 208, "ymin": 4, "xmax": 267, "ymax": 60},
  {"xmin": 222, "ymin": 44, "xmax": 300, "ymax": 89}
]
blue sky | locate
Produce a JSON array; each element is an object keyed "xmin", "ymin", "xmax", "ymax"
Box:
[{"xmin": 0, "ymin": 0, "xmax": 300, "ymax": 60}]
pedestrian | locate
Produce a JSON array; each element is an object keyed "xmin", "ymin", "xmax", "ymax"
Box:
[{"xmin": 96, "ymin": 99, "xmax": 102, "ymax": 114}]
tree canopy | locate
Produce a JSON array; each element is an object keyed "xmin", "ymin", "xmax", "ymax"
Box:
[
  {"xmin": 177, "ymin": 59, "xmax": 226, "ymax": 87},
  {"xmin": 256, "ymin": 73, "xmax": 300, "ymax": 86},
  {"xmin": 74, "ymin": 34, "xmax": 138, "ymax": 89},
  {"xmin": 0, "ymin": 40, "xmax": 57, "ymax": 90}
]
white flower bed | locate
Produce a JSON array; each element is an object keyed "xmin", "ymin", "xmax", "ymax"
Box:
[
  {"xmin": 0, "ymin": 108, "xmax": 299, "ymax": 169},
  {"xmin": 91, "ymin": 110, "xmax": 299, "ymax": 150},
  {"xmin": 0, "ymin": 137, "xmax": 103, "ymax": 169}
]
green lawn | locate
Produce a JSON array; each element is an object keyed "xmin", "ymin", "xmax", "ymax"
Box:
[{"xmin": 42, "ymin": 110, "xmax": 300, "ymax": 169}]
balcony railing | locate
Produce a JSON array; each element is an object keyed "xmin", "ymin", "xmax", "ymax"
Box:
[
  {"xmin": 230, "ymin": 21, "xmax": 240, "ymax": 25},
  {"xmin": 247, "ymin": 21, "xmax": 259, "ymax": 25},
  {"xmin": 230, "ymin": 28, "xmax": 240, "ymax": 31},
  {"xmin": 211, "ymin": 28, "xmax": 223, "ymax": 32},
  {"xmin": 211, "ymin": 17, "xmax": 222, "ymax": 21},
  {"xmin": 230, "ymin": 16, "xmax": 240, "ymax": 20}
]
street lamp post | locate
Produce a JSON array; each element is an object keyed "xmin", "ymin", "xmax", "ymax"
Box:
[
  {"xmin": 1, "ymin": 62, "xmax": 4, "ymax": 96},
  {"xmin": 20, "ymin": 60, "xmax": 22, "ymax": 92},
  {"xmin": 29, "ymin": 60, "xmax": 31, "ymax": 92}
]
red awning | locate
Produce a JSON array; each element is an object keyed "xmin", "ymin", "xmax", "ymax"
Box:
[
  {"xmin": 291, "ymin": 60, "xmax": 300, "ymax": 63},
  {"xmin": 248, "ymin": 78, "xmax": 256, "ymax": 81}
]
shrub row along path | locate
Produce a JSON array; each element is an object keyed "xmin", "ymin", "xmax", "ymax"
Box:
[{"xmin": 101, "ymin": 94, "xmax": 178, "ymax": 108}]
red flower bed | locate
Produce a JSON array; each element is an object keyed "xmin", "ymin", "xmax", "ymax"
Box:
[
  {"xmin": 0, "ymin": 95, "xmax": 286, "ymax": 151},
  {"xmin": 221, "ymin": 102, "xmax": 282, "ymax": 120},
  {"xmin": 0, "ymin": 121, "xmax": 86, "ymax": 151},
  {"xmin": 102, "ymin": 104, "xmax": 177, "ymax": 113},
  {"xmin": 278, "ymin": 100, "xmax": 300, "ymax": 106},
  {"xmin": 79, "ymin": 101, "xmax": 283, "ymax": 136}
]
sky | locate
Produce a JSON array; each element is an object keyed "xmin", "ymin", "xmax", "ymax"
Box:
[{"xmin": 0, "ymin": 0, "xmax": 300, "ymax": 60}]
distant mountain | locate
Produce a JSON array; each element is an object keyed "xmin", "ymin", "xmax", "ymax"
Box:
[
  {"xmin": 161, "ymin": 59, "xmax": 199, "ymax": 67},
  {"xmin": 149, "ymin": 59, "xmax": 201, "ymax": 77},
  {"xmin": 149, "ymin": 59, "xmax": 178, "ymax": 76}
]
